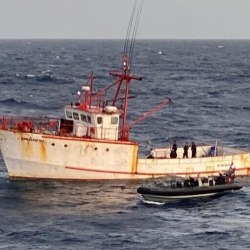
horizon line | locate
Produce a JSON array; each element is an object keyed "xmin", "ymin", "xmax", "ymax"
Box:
[{"xmin": 0, "ymin": 38, "xmax": 250, "ymax": 41}]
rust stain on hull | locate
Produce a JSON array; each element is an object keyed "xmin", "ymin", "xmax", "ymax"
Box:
[
  {"xmin": 40, "ymin": 142, "xmax": 47, "ymax": 161},
  {"xmin": 131, "ymin": 145, "xmax": 138, "ymax": 173},
  {"xmin": 21, "ymin": 140, "xmax": 32, "ymax": 159}
]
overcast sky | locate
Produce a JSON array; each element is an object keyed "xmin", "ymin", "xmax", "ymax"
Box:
[{"xmin": 0, "ymin": 0, "xmax": 250, "ymax": 39}]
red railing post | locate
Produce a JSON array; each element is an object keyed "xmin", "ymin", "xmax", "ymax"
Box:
[{"xmin": 1, "ymin": 116, "xmax": 6, "ymax": 130}]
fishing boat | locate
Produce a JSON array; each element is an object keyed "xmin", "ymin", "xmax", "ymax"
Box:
[
  {"xmin": 0, "ymin": 1, "xmax": 250, "ymax": 180},
  {"xmin": 137, "ymin": 169, "xmax": 243, "ymax": 202}
]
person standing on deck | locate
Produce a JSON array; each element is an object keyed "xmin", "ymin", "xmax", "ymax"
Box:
[
  {"xmin": 147, "ymin": 147, "xmax": 156, "ymax": 159},
  {"xmin": 170, "ymin": 140, "xmax": 178, "ymax": 158},
  {"xmin": 191, "ymin": 141, "xmax": 197, "ymax": 158},
  {"xmin": 183, "ymin": 142, "xmax": 189, "ymax": 158}
]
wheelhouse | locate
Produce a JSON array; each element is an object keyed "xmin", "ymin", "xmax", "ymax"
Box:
[{"xmin": 63, "ymin": 104, "xmax": 120, "ymax": 140}]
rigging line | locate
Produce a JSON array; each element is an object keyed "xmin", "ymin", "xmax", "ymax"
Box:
[
  {"xmin": 128, "ymin": 0, "xmax": 144, "ymax": 72},
  {"xmin": 123, "ymin": 0, "xmax": 138, "ymax": 55},
  {"xmin": 168, "ymin": 102, "xmax": 171, "ymax": 141}
]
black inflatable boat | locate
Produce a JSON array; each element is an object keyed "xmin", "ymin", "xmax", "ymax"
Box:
[{"xmin": 137, "ymin": 175, "xmax": 242, "ymax": 202}]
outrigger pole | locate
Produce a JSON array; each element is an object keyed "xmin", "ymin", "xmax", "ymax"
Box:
[{"xmin": 127, "ymin": 98, "xmax": 173, "ymax": 131}]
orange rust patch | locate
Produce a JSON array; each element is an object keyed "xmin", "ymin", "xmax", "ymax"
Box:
[
  {"xmin": 40, "ymin": 142, "xmax": 47, "ymax": 161},
  {"xmin": 131, "ymin": 145, "xmax": 138, "ymax": 173},
  {"xmin": 21, "ymin": 139, "xmax": 32, "ymax": 159}
]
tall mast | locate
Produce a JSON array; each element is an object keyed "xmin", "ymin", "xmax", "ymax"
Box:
[
  {"xmin": 110, "ymin": 55, "xmax": 142, "ymax": 141},
  {"xmin": 76, "ymin": 0, "xmax": 171, "ymax": 142},
  {"xmin": 110, "ymin": 0, "xmax": 144, "ymax": 140}
]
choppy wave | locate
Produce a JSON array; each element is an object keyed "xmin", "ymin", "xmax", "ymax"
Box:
[
  {"xmin": 0, "ymin": 98, "xmax": 61, "ymax": 110},
  {"xmin": 15, "ymin": 72, "xmax": 73, "ymax": 84}
]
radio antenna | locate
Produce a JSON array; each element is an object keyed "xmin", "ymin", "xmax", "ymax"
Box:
[{"xmin": 123, "ymin": 0, "xmax": 144, "ymax": 72}]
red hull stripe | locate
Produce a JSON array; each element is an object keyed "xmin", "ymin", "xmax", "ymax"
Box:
[
  {"xmin": 66, "ymin": 166, "xmax": 250, "ymax": 176},
  {"xmin": 66, "ymin": 166, "xmax": 137, "ymax": 175}
]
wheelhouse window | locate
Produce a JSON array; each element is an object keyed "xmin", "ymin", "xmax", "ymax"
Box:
[
  {"xmin": 111, "ymin": 117, "xmax": 118, "ymax": 125},
  {"xmin": 81, "ymin": 114, "xmax": 87, "ymax": 122},
  {"xmin": 66, "ymin": 110, "xmax": 73, "ymax": 119},
  {"xmin": 97, "ymin": 117, "xmax": 102, "ymax": 124},
  {"xmin": 87, "ymin": 115, "xmax": 92, "ymax": 124},
  {"xmin": 73, "ymin": 112, "xmax": 79, "ymax": 120}
]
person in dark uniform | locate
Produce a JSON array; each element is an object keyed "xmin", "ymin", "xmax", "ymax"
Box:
[
  {"xmin": 172, "ymin": 140, "xmax": 177, "ymax": 152},
  {"xmin": 191, "ymin": 141, "xmax": 197, "ymax": 158},
  {"xmin": 183, "ymin": 142, "xmax": 189, "ymax": 158},
  {"xmin": 170, "ymin": 140, "xmax": 178, "ymax": 158}
]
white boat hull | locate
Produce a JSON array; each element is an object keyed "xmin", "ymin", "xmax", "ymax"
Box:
[
  {"xmin": 1, "ymin": 130, "xmax": 250, "ymax": 180},
  {"xmin": 0, "ymin": 130, "xmax": 139, "ymax": 180}
]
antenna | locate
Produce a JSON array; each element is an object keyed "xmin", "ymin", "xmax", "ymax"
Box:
[
  {"xmin": 128, "ymin": 0, "xmax": 144, "ymax": 70},
  {"xmin": 123, "ymin": 0, "xmax": 144, "ymax": 72},
  {"xmin": 109, "ymin": 0, "xmax": 144, "ymax": 141},
  {"xmin": 123, "ymin": 0, "xmax": 138, "ymax": 55}
]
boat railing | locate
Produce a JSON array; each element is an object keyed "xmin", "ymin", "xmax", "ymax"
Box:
[
  {"xmin": 0, "ymin": 115, "xmax": 60, "ymax": 135},
  {"xmin": 152, "ymin": 145, "xmax": 232, "ymax": 159},
  {"xmin": 0, "ymin": 115, "xmax": 124, "ymax": 141}
]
